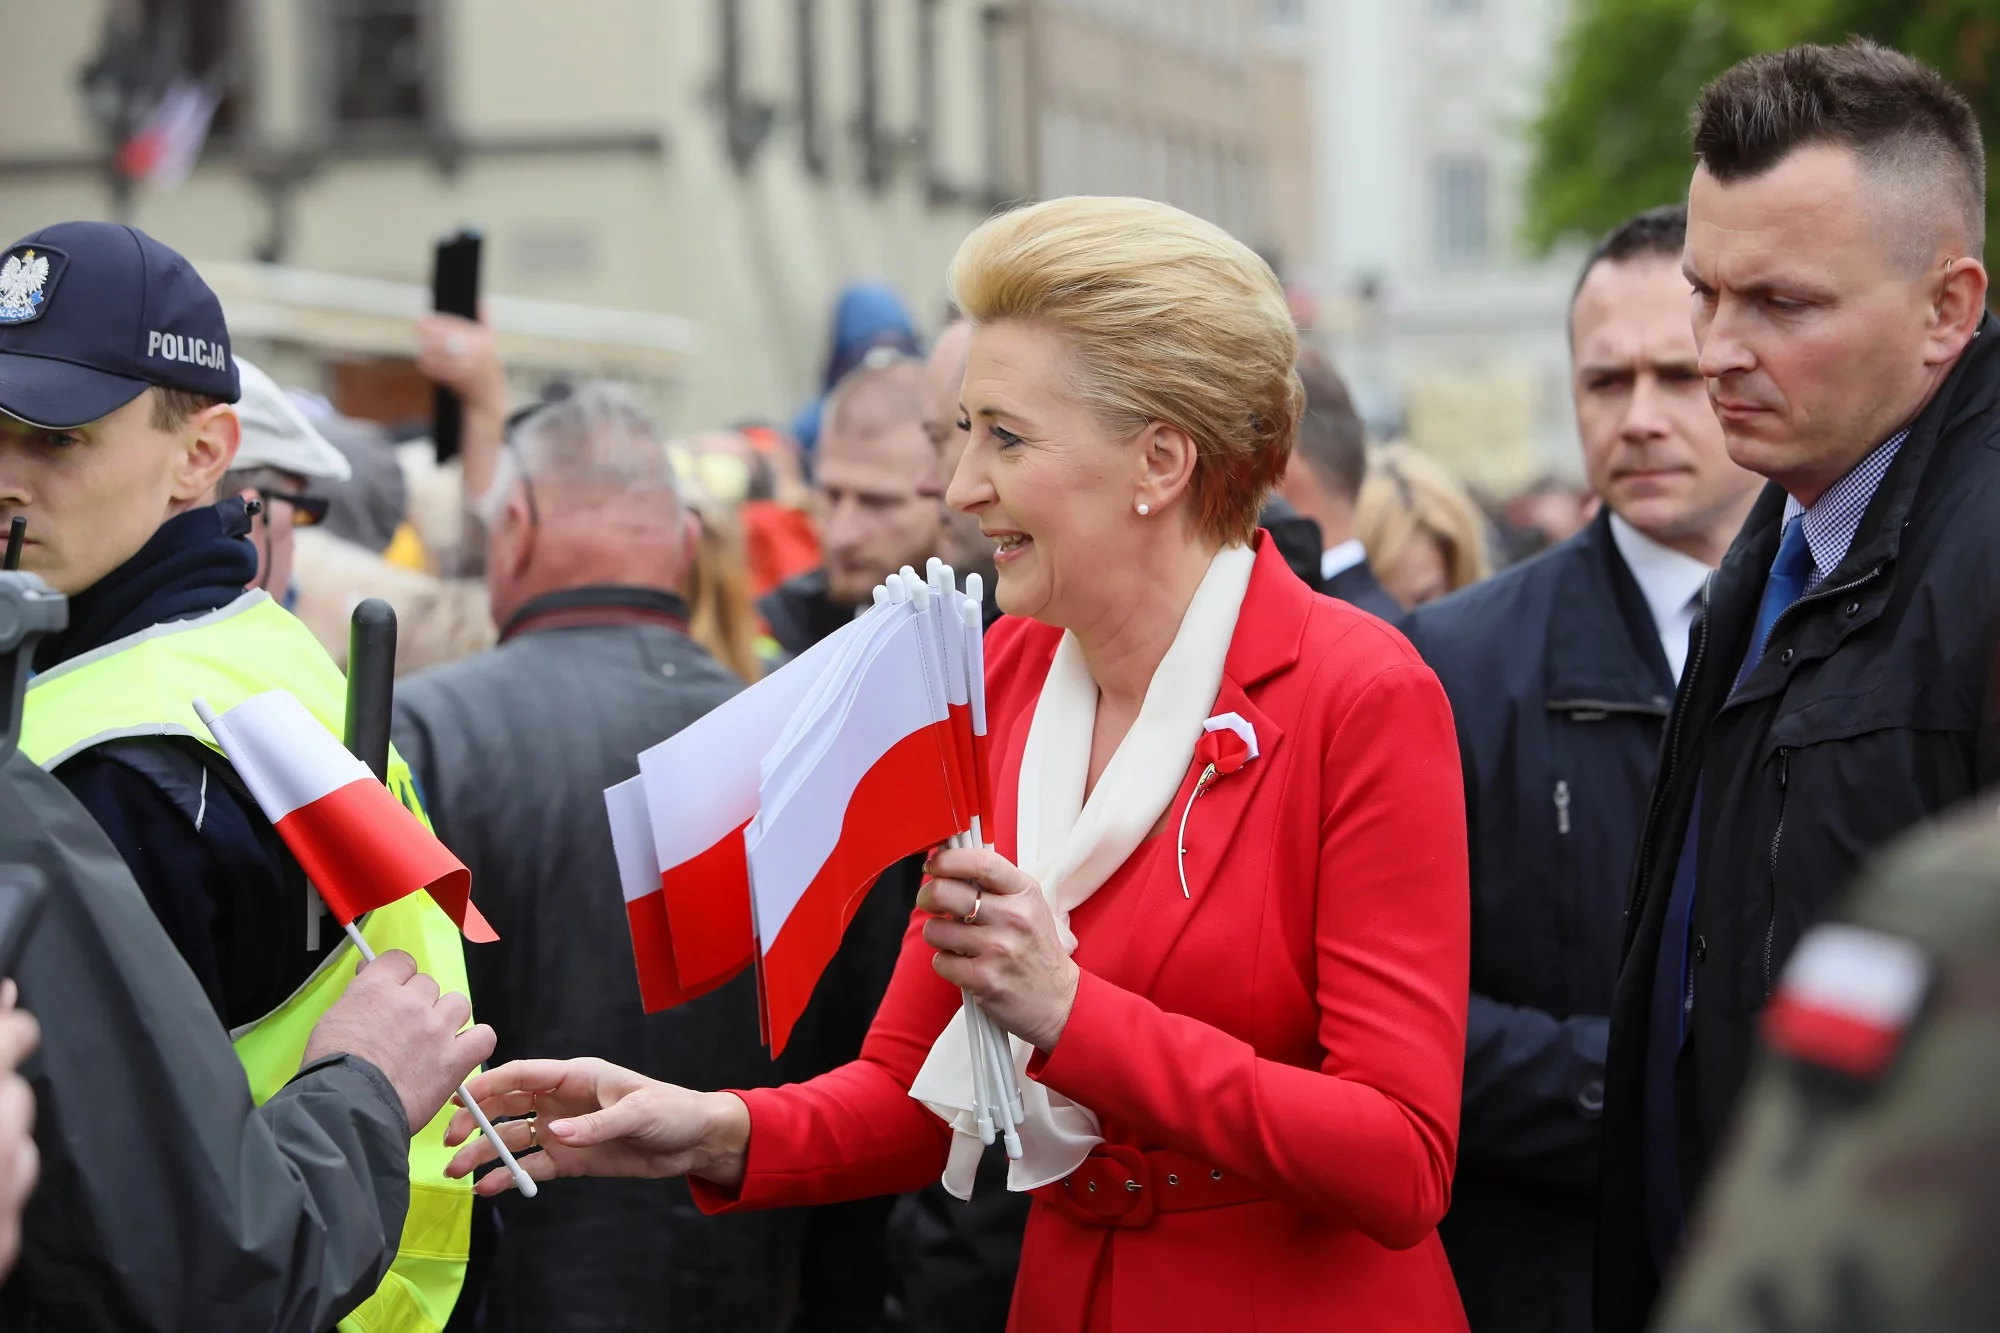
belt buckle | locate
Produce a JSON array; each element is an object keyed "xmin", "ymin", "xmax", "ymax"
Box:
[{"xmin": 1049, "ymin": 1144, "xmax": 1156, "ymax": 1229}]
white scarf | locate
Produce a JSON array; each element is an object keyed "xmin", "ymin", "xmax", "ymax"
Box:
[{"xmin": 908, "ymin": 543, "xmax": 1258, "ymax": 1197}]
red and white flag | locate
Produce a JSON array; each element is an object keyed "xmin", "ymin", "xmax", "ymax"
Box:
[
  {"xmin": 117, "ymin": 77, "xmax": 220, "ymax": 188},
  {"xmin": 196, "ymin": 690, "xmax": 495, "ymax": 941},
  {"xmin": 745, "ymin": 593, "xmax": 962, "ymax": 1054},
  {"xmin": 1763, "ymin": 922, "xmax": 1931, "ymax": 1078},
  {"xmin": 623, "ymin": 619, "xmax": 871, "ymax": 1009}
]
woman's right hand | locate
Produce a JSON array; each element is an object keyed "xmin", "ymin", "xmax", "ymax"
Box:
[{"xmin": 442, "ymin": 1058, "xmax": 750, "ymax": 1197}]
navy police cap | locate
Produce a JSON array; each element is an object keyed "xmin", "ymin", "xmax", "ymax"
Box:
[{"xmin": 0, "ymin": 221, "xmax": 239, "ymax": 430}]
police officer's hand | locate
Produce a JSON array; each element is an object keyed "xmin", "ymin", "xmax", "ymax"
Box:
[
  {"xmin": 301, "ymin": 950, "xmax": 496, "ymax": 1135},
  {"xmin": 0, "ymin": 980, "xmax": 41, "ymax": 1281}
]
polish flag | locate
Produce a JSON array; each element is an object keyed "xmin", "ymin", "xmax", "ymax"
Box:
[
  {"xmin": 196, "ymin": 690, "xmax": 495, "ymax": 940},
  {"xmin": 605, "ymin": 777, "xmax": 736, "ymax": 1009},
  {"xmin": 116, "ymin": 77, "xmax": 221, "ymax": 188},
  {"xmin": 1763, "ymin": 923, "xmax": 1931, "ymax": 1079},
  {"xmin": 626, "ymin": 618, "xmax": 872, "ymax": 1008},
  {"xmin": 746, "ymin": 598, "xmax": 962, "ymax": 1054}
]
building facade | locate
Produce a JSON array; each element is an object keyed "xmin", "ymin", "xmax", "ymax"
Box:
[
  {"xmin": 1313, "ymin": 0, "xmax": 1584, "ymax": 490},
  {"xmin": 1029, "ymin": 0, "xmax": 1316, "ymax": 283},
  {"xmin": 0, "ymin": 0, "xmax": 1034, "ymax": 430}
]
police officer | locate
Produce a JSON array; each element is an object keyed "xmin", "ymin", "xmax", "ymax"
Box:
[
  {"xmin": 0, "ymin": 569, "xmax": 497, "ymax": 1330},
  {"xmin": 0, "ymin": 220, "xmax": 479, "ymax": 1329},
  {"xmin": 1653, "ymin": 804, "xmax": 2000, "ymax": 1332}
]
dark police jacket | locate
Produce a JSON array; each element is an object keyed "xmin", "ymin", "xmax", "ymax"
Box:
[
  {"xmin": 1404, "ymin": 509, "xmax": 1675, "ymax": 1333},
  {"xmin": 1598, "ymin": 318, "xmax": 2000, "ymax": 1332}
]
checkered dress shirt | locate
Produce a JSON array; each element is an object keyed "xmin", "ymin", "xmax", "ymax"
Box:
[{"xmin": 1781, "ymin": 429, "xmax": 1909, "ymax": 594}]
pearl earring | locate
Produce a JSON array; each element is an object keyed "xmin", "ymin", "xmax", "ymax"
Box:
[{"xmin": 1137, "ymin": 502, "xmax": 1151, "ymax": 516}]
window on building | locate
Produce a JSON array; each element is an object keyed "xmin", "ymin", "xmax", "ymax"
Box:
[
  {"xmin": 919, "ymin": 0, "xmax": 962, "ymax": 202},
  {"xmin": 858, "ymin": 0, "xmax": 891, "ymax": 190},
  {"xmin": 980, "ymin": 4, "xmax": 1011, "ymax": 203},
  {"xmin": 1433, "ymin": 156, "xmax": 1489, "ymax": 265},
  {"xmin": 330, "ymin": 0, "xmax": 433, "ymax": 129},
  {"xmin": 797, "ymin": 0, "xmax": 826, "ymax": 177},
  {"xmin": 135, "ymin": 0, "xmax": 241, "ymax": 138}
]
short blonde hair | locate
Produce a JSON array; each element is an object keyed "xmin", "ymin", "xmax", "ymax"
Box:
[
  {"xmin": 1356, "ymin": 444, "xmax": 1491, "ymax": 596},
  {"xmin": 949, "ymin": 196, "xmax": 1301, "ymax": 545}
]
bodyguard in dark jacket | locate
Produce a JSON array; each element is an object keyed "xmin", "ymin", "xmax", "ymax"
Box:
[
  {"xmin": 1598, "ymin": 44, "xmax": 2000, "ymax": 1330},
  {"xmin": 1403, "ymin": 206, "xmax": 1761, "ymax": 1333}
]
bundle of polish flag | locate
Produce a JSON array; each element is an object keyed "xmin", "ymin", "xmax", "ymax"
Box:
[{"xmin": 606, "ymin": 560, "xmax": 1027, "ymax": 1157}]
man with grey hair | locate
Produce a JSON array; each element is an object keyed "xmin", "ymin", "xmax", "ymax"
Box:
[
  {"xmin": 1598, "ymin": 40, "xmax": 1995, "ymax": 1331},
  {"xmin": 391, "ymin": 384, "xmax": 776, "ymax": 1330}
]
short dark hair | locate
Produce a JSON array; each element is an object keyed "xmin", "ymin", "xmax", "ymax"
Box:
[
  {"xmin": 1572, "ymin": 204, "xmax": 1688, "ymax": 306},
  {"xmin": 149, "ymin": 387, "xmax": 225, "ymax": 433},
  {"xmin": 1692, "ymin": 39, "xmax": 1986, "ymax": 261},
  {"xmin": 1292, "ymin": 350, "xmax": 1366, "ymax": 505}
]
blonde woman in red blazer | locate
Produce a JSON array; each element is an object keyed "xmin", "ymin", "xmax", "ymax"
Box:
[{"xmin": 446, "ymin": 197, "xmax": 1472, "ymax": 1332}]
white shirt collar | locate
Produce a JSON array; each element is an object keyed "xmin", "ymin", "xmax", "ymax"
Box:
[
  {"xmin": 1608, "ymin": 512, "xmax": 1712, "ymax": 681},
  {"xmin": 1320, "ymin": 538, "xmax": 1367, "ymax": 582}
]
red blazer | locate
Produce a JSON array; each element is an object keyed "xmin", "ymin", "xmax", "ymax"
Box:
[{"xmin": 697, "ymin": 536, "xmax": 1471, "ymax": 1332}]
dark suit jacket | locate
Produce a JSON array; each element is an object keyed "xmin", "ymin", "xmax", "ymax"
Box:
[
  {"xmin": 1324, "ymin": 558, "xmax": 1404, "ymax": 622},
  {"xmin": 1403, "ymin": 510, "xmax": 1675, "ymax": 1333}
]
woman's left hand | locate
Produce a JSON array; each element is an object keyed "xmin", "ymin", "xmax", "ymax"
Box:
[{"xmin": 916, "ymin": 847, "xmax": 1079, "ymax": 1052}]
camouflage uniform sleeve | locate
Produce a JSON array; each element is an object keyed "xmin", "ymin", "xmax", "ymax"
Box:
[{"xmin": 1655, "ymin": 804, "xmax": 2000, "ymax": 1333}]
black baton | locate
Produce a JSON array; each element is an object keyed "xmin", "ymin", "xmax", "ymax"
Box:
[{"xmin": 344, "ymin": 599, "xmax": 398, "ymax": 780}]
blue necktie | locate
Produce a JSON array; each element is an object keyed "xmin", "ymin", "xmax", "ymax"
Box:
[{"xmin": 1642, "ymin": 516, "xmax": 1809, "ymax": 1268}]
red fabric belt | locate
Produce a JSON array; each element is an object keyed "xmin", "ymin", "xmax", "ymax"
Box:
[{"xmin": 1034, "ymin": 1144, "xmax": 1265, "ymax": 1229}]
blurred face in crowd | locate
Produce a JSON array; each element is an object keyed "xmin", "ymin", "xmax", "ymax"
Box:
[
  {"xmin": 1380, "ymin": 534, "xmax": 1452, "ymax": 610},
  {"xmin": 947, "ymin": 320, "xmax": 1200, "ymax": 627},
  {"xmin": 1685, "ymin": 145, "xmax": 1987, "ymax": 505},
  {"xmin": 0, "ymin": 390, "xmax": 239, "ymax": 595},
  {"xmin": 923, "ymin": 321, "xmax": 994, "ymax": 580},
  {"xmin": 1572, "ymin": 255, "xmax": 1761, "ymax": 565},
  {"xmin": 814, "ymin": 391, "xmax": 946, "ymax": 607}
]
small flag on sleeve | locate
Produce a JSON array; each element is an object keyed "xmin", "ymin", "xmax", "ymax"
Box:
[
  {"xmin": 1763, "ymin": 922, "xmax": 1931, "ymax": 1079},
  {"xmin": 196, "ymin": 690, "xmax": 496, "ymax": 941}
]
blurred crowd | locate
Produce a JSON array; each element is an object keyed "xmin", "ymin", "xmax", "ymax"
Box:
[{"xmin": 275, "ymin": 291, "xmax": 1583, "ymax": 692}]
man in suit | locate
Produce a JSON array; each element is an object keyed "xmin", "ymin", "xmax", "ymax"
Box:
[
  {"xmin": 1402, "ymin": 204, "xmax": 1761, "ymax": 1333},
  {"xmin": 1277, "ymin": 354, "xmax": 1399, "ymax": 618},
  {"xmin": 1597, "ymin": 41, "xmax": 1997, "ymax": 1330}
]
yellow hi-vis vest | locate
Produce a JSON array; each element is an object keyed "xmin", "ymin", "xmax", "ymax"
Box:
[{"xmin": 20, "ymin": 591, "xmax": 472, "ymax": 1333}]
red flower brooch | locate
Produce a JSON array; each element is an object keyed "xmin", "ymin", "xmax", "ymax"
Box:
[{"xmin": 1178, "ymin": 713, "xmax": 1260, "ymax": 897}]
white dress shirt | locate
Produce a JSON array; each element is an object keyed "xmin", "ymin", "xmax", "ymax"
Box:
[
  {"xmin": 1320, "ymin": 538, "xmax": 1368, "ymax": 584},
  {"xmin": 1608, "ymin": 513, "xmax": 1712, "ymax": 683}
]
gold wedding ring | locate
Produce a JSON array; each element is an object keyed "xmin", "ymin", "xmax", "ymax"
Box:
[
  {"xmin": 962, "ymin": 890, "xmax": 982, "ymax": 926},
  {"xmin": 526, "ymin": 1111, "xmax": 539, "ymax": 1150}
]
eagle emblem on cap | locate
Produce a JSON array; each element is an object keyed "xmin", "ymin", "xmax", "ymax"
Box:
[{"xmin": 0, "ymin": 249, "xmax": 52, "ymax": 325}]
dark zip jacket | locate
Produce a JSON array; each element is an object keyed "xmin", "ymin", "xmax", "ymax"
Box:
[
  {"xmin": 1404, "ymin": 509, "xmax": 1674, "ymax": 1333},
  {"xmin": 1597, "ymin": 318, "xmax": 2000, "ymax": 1330}
]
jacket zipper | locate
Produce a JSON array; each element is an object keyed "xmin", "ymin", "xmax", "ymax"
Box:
[
  {"xmin": 1746, "ymin": 563, "xmax": 1882, "ymax": 994},
  {"xmin": 1764, "ymin": 749, "xmax": 1790, "ymax": 997},
  {"xmin": 1554, "ymin": 780, "xmax": 1571, "ymax": 835}
]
